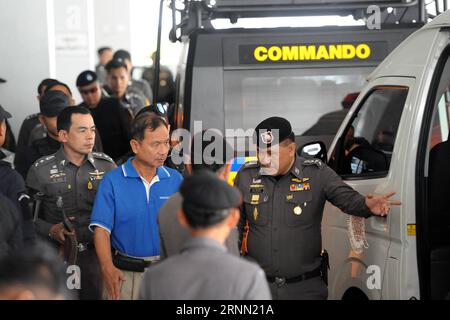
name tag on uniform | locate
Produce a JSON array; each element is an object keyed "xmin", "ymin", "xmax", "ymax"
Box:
[{"xmin": 249, "ymin": 183, "xmax": 264, "ymax": 194}]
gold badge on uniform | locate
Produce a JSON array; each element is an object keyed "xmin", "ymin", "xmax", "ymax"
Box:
[
  {"xmin": 253, "ymin": 207, "xmax": 259, "ymax": 221},
  {"xmin": 87, "ymin": 180, "xmax": 93, "ymax": 190},
  {"xmin": 286, "ymin": 194, "xmax": 294, "ymax": 201},
  {"xmin": 291, "ymin": 178, "xmax": 302, "ymax": 183},
  {"xmin": 251, "ymin": 194, "xmax": 260, "ymax": 205},
  {"xmin": 293, "ymin": 205, "xmax": 302, "ymax": 215}
]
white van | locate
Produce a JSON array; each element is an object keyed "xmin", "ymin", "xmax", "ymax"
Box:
[{"xmin": 300, "ymin": 10, "xmax": 450, "ymax": 300}]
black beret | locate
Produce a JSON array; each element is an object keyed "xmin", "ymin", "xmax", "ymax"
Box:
[
  {"xmin": 180, "ymin": 170, "xmax": 242, "ymax": 228},
  {"xmin": 39, "ymin": 91, "xmax": 70, "ymax": 117},
  {"xmin": 113, "ymin": 49, "xmax": 131, "ymax": 62},
  {"xmin": 76, "ymin": 70, "xmax": 97, "ymax": 87},
  {"xmin": 0, "ymin": 105, "xmax": 11, "ymax": 121},
  {"xmin": 105, "ymin": 59, "xmax": 128, "ymax": 72},
  {"xmin": 254, "ymin": 116, "xmax": 295, "ymax": 148}
]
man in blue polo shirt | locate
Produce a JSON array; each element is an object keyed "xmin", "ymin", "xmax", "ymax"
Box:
[{"xmin": 90, "ymin": 113, "xmax": 182, "ymax": 300}]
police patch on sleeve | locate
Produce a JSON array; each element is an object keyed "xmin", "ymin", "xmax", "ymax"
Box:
[{"xmin": 302, "ymin": 159, "xmax": 323, "ymax": 168}]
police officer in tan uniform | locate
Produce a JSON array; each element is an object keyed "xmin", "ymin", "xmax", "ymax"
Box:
[
  {"xmin": 234, "ymin": 117, "xmax": 400, "ymax": 300},
  {"xmin": 26, "ymin": 106, "xmax": 116, "ymax": 300}
]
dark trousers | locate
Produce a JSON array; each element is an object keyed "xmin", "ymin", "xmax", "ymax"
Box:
[
  {"xmin": 269, "ymin": 276, "xmax": 328, "ymax": 300},
  {"xmin": 76, "ymin": 249, "xmax": 103, "ymax": 300}
]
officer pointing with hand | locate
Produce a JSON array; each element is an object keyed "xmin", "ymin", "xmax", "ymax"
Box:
[{"xmin": 234, "ymin": 117, "xmax": 400, "ymax": 300}]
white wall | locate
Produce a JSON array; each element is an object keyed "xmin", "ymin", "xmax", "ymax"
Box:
[
  {"xmin": 53, "ymin": 0, "xmax": 96, "ymax": 103},
  {"xmin": 94, "ymin": 0, "xmax": 131, "ymax": 55},
  {"xmin": 0, "ymin": 0, "xmax": 53, "ymax": 137}
]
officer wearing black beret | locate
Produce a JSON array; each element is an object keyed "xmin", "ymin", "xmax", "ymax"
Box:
[
  {"xmin": 234, "ymin": 116, "xmax": 400, "ymax": 300},
  {"xmin": 77, "ymin": 70, "xmax": 132, "ymax": 161},
  {"xmin": 14, "ymin": 91, "xmax": 70, "ymax": 178},
  {"xmin": 139, "ymin": 171, "xmax": 271, "ymax": 300}
]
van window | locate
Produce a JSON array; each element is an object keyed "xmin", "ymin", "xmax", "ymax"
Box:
[
  {"xmin": 329, "ymin": 86, "xmax": 408, "ymax": 178},
  {"xmin": 428, "ymin": 90, "xmax": 450, "ymax": 150},
  {"xmin": 223, "ymin": 67, "xmax": 370, "ymax": 136}
]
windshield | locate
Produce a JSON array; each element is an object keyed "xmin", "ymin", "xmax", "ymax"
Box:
[{"xmin": 223, "ymin": 67, "xmax": 371, "ymax": 136}]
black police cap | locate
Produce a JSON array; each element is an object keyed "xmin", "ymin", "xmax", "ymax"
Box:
[
  {"xmin": 0, "ymin": 105, "xmax": 11, "ymax": 121},
  {"xmin": 105, "ymin": 59, "xmax": 128, "ymax": 72},
  {"xmin": 180, "ymin": 170, "xmax": 242, "ymax": 228},
  {"xmin": 254, "ymin": 116, "xmax": 295, "ymax": 148},
  {"xmin": 76, "ymin": 70, "xmax": 97, "ymax": 87},
  {"xmin": 39, "ymin": 91, "xmax": 70, "ymax": 117}
]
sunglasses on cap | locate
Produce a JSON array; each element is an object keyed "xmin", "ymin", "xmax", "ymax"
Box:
[
  {"xmin": 80, "ymin": 86, "xmax": 99, "ymax": 95},
  {"xmin": 135, "ymin": 102, "xmax": 169, "ymax": 118}
]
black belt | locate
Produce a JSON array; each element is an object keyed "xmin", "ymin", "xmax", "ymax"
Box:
[
  {"xmin": 111, "ymin": 249, "xmax": 159, "ymax": 273},
  {"xmin": 267, "ymin": 268, "xmax": 322, "ymax": 286}
]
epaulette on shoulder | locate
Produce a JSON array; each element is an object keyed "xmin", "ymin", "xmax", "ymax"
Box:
[
  {"xmin": 302, "ymin": 158, "xmax": 324, "ymax": 168},
  {"xmin": 240, "ymin": 161, "xmax": 259, "ymax": 171},
  {"xmin": 25, "ymin": 113, "xmax": 39, "ymax": 121},
  {"xmin": 34, "ymin": 155, "xmax": 56, "ymax": 167},
  {"xmin": 92, "ymin": 152, "xmax": 115, "ymax": 164},
  {"xmin": 244, "ymin": 161, "xmax": 258, "ymax": 168}
]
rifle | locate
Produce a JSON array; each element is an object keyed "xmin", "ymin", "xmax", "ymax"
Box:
[
  {"xmin": 32, "ymin": 192, "xmax": 44, "ymax": 222},
  {"xmin": 56, "ymin": 196, "xmax": 78, "ymax": 266}
]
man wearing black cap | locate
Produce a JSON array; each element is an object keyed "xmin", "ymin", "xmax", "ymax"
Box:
[
  {"xmin": 26, "ymin": 106, "xmax": 116, "ymax": 300},
  {"xmin": 158, "ymin": 130, "xmax": 239, "ymax": 259},
  {"xmin": 113, "ymin": 49, "xmax": 153, "ymax": 102},
  {"xmin": 15, "ymin": 79, "xmax": 59, "ymax": 162},
  {"xmin": 77, "ymin": 70, "xmax": 132, "ymax": 161},
  {"xmin": 104, "ymin": 59, "xmax": 147, "ymax": 118},
  {"xmin": 234, "ymin": 116, "xmax": 400, "ymax": 300},
  {"xmin": 139, "ymin": 170, "xmax": 271, "ymax": 300},
  {"xmin": 14, "ymin": 91, "xmax": 70, "ymax": 178}
]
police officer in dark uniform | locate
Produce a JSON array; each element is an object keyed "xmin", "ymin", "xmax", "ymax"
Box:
[
  {"xmin": 14, "ymin": 91, "xmax": 70, "ymax": 178},
  {"xmin": 113, "ymin": 49, "xmax": 153, "ymax": 102},
  {"xmin": 15, "ymin": 79, "xmax": 59, "ymax": 163},
  {"xmin": 141, "ymin": 51, "xmax": 175, "ymax": 104},
  {"xmin": 76, "ymin": 70, "xmax": 132, "ymax": 162},
  {"xmin": 104, "ymin": 59, "xmax": 147, "ymax": 118},
  {"xmin": 234, "ymin": 116, "xmax": 400, "ymax": 300},
  {"xmin": 26, "ymin": 106, "xmax": 116, "ymax": 300}
]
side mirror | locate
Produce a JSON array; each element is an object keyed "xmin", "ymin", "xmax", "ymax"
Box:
[{"xmin": 298, "ymin": 141, "xmax": 328, "ymax": 163}]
